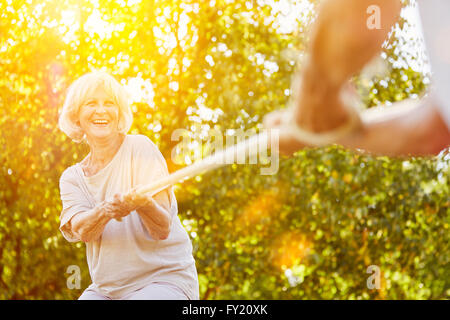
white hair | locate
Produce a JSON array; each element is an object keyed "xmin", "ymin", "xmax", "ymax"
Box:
[{"xmin": 58, "ymin": 71, "xmax": 133, "ymax": 143}]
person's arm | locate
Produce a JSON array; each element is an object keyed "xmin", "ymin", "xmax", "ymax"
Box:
[
  {"xmin": 70, "ymin": 203, "xmax": 113, "ymax": 243},
  {"xmin": 264, "ymin": 0, "xmax": 450, "ymax": 156},
  {"xmin": 124, "ymin": 188, "xmax": 172, "ymax": 240},
  {"xmin": 264, "ymin": 98, "xmax": 450, "ymax": 157},
  {"xmin": 307, "ymin": 0, "xmax": 402, "ymax": 87},
  {"xmin": 339, "ymin": 99, "xmax": 450, "ymax": 157},
  {"xmin": 70, "ymin": 189, "xmax": 172, "ymax": 242},
  {"xmin": 292, "ymin": 0, "xmax": 402, "ymax": 133},
  {"xmin": 70, "ymin": 194, "xmax": 134, "ymax": 243}
]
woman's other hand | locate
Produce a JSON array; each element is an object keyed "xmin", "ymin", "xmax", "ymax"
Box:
[
  {"xmin": 123, "ymin": 186, "xmax": 157, "ymax": 212},
  {"xmin": 107, "ymin": 192, "xmax": 136, "ymax": 221}
]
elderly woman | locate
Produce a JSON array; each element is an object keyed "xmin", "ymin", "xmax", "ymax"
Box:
[{"xmin": 58, "ymin": 71, "xmax": 199, "ymax": 300}]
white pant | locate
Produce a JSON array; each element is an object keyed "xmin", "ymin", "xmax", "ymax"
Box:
[{"xmin": 78, "ymin": 282, "xmax": 188, "ymax": 300}]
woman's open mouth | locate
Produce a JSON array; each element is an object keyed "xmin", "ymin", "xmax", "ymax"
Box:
[{"xmin": 92, "ymin": 120, "xmax": 110, "ymax": 127}]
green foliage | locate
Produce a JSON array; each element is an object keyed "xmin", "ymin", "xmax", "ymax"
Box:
[{"xmin": 0, "ymin": 0, "xmax": 448, "ymax": 299}]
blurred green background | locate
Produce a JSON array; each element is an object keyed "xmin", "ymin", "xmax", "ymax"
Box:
[{"xmin": 0, "ymin": 0, "xmax": 448, "ymax": 299}]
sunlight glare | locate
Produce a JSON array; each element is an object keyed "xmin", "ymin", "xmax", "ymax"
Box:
[
  {"xmin": 271, "ymin": 232, "xmax": 311, "ymax": 270},
  {"xmin": 85, "ymin": 9, "xmax": 116, "ymax": 39},
  {"xmin": 123, "ymin": 76, "xmax": 155, "ymax": 107}
]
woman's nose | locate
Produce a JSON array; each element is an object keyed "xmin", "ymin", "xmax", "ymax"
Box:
[{"xmin": 94, "ymin": 103, "xmax": 108, "ymax": 113}]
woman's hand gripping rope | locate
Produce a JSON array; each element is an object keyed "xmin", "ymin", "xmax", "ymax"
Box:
[{"xmin": 108, "ymin": 186, "xmax": 156, "ymax": 222}]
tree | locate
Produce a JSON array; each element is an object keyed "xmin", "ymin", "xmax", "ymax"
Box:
[{"xmin": 0, "ymin": 0, "xmax": 448, "ymax": 299}]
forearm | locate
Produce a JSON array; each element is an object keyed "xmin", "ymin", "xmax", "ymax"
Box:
[
  {"xmin": 292, "ymin": 0, "xmax": 402, "ymax": 133},
  {"xmin": 70, "ymin": 201, "xmax": 114, "ymax": 243},
  {"xmin": 136, "ymin": 198, "xmax": 172, "ymax": 240},
  {"xmin": 308, "ymin": 0, "xmax": 402, "ymax": 86},
  {"xmin": 339, "ymin": 100, "xmax": 450, "ymax": 157}
]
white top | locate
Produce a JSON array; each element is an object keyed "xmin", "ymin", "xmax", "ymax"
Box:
[
  {"xmin": 418, "ymin": 0, "xmax": 450, "ymax": 129},
  {"xmin": 58, "ymin": 134, "xmax": 199, "ymax": 299}
]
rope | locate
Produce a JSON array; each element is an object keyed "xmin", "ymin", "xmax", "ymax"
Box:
[{"xmin": 135, "ymin": 131, "xmax": 271, "ymax": 197}]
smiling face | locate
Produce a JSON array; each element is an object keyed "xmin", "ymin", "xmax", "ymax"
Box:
[{"xmin": 78, "ymin": 85, "xmax": 120, "ymax": 143}]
